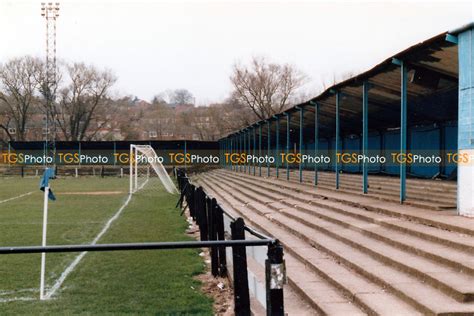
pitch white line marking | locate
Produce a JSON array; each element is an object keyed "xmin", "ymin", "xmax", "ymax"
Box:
[
  {"xmin": 0, "ymin": 288, "xmax": 37, "ymax": 296},
  {"xmin": 44, "ymin": 194, "xmax": 133, "ymax": 299},
  {"xmin": 0, "ymin": 191, "xmax": 34, "ymax": 205},
  {"xmin": 0, "ymin": 296, "xmax": 35, "ymax": 303}
]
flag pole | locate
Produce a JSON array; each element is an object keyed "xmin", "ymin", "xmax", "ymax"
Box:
[{"xmin": 40, "ymin": 186, "xmax": 49, "ymax": 300}]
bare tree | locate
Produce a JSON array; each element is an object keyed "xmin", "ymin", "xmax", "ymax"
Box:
[
  {"xmin": 230, "ymin": 56, "xmax": 307, "ymax": 120},
  {"xmin": 55, "ymin": 63, "xmax": 116, "ymax": 141},
  {"xmin": 0, "ymin": 56, "xmax": 43, "ymax": 141},
  {"xmin": 0, "ymin": 104, "xmax": 14, "ymax": 142},
  {"xmin": 207, "ymin": 98, "xmax": 258, "ymax": 137},
  {"xmin": 151, "ymin": 94, "xmax": 167, "ymax": 106},
  {"xmin": 170, "ymin": 89, "xmax": 194, "ymax": 105}
]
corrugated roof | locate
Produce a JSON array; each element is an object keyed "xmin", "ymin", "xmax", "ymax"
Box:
[{"xmin": 224, "ymin": 27, "xmax": 464, "ymax": 141}]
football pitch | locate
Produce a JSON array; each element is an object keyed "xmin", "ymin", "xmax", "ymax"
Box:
[{"xmin": 0, "ymin": 175, "xmax": 213, "ymax": 315}]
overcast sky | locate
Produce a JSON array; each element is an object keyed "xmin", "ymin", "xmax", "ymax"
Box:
[{"xmin": 0, "ymin": 0, "xmax": 473, "ymax": 105}]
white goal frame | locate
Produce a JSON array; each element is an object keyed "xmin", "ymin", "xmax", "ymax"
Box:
[{"xmin": 129, "ymin": 144, "xmax": 178, "ymax": 194}]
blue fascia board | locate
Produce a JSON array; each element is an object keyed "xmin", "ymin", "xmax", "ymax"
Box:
[{"xmin": 445, "ymin": 33, "xmax": 458, "ymax": 44}]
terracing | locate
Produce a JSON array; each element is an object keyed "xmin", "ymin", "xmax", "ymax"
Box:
[{"xmin": 193, "ymin": 168, "xmax": 474, "ymax": 315}]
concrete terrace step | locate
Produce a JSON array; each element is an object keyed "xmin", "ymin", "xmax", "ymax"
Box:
[
  {"xmin": 194, "ymin": 177, "xmax": 420, "ymax": 316},
  {"xmin": 194, "ymin": 178, "xmax": 361, "ymax": 316},
  {"xmin": 239, "ymin": 166, "xmax": 456, "ymax": 210},
  {"xmin": 219, "ymin": 170, "xmax": 474, "ymax": 255},
  {"xmin": 277, "ymin": 173, "xmax": 455, "ymax": 210},
  {"xmin": 304, "ymin": 175, "xmax": 456, "ymax": 202},
  {"xmin": 197, "ymin": 173, "xmax": 474, "ymax": 315},
  {"xmin": 239, "ymin": 169, "xmax": 457, "ymax": 211},
  {"xmin": 217, "ymin": 169, "xmax": 474, "ymax": 237},
  {"xmin": 208, "ymin": 172, "xmax": 474, "ymax": 303},
  {"xmin": 277, "ymin": 168, "xmax": 457, "ymax": 191},
  {"xmin": 253, "ymin": 167, "xmax": 457, "ymax": 206},
  {"xmin": 218, "ymin": 171, "xmax": 474, "ymax": 275},
  {"xmin": 284, "ymin": 169, "xmax": 458, "ymax": 195}
]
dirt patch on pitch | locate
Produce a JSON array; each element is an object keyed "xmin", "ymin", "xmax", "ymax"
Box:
[{"xmin": 58, "ymin": 191, "xmax": 125, "ymax": 196}]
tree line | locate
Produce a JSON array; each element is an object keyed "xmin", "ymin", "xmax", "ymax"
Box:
[{"xmin": 0, "ymin": 55, "xmax": 307, "ymax": 144}]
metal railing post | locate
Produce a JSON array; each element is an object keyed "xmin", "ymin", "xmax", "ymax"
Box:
[
  {"xmin": 188, "ymin": 184, "xmax": 195, "ymax": 219},
  {"xmin": 265, "ymin": 242, "xmax": 285, "ymax": 316},
  {"xmin": 231, "ymin": 217, "xmax": 251, "ymax": 316},
  {"xmin": 208, "ymin": 198, "xmax": 219, "ymax": 277},
  {"xmin": 196, "ymin": 187, "xmax": 208, "ymax": 241},
  {"xmin": 215, "ymin": 204, "xmax": 227, "ymax": 277}
]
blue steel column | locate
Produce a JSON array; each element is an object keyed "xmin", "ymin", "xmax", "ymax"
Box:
[
  {"xmin": 218, "ymin": 140, "xmax": 221, "ymax": 168},
  {"xmin": 253, "ymin": 126, "xmax": 257, "ymax": 176},
  {"xmin": 230, "ymin": 136, "xmax": 233, "ymax": 171},
  {"xmin": 298, "ymin": 107, "xmax": 304, "ymax": 183},
  {"xmin": 335, "ymin": 91, "xmax": 340, "ymax": 189},
  {"xmin": 221, "ymin": 140, "xmax": 224, "ymax": 168},
  {"xmin": 241, "ymin": 132, "xmax": 244, "ymax": 173},
  {"xmin": 225, "ymin": 138, "xmax": 228, "ymax": 169},
  {"xmin": 275, "ymin": 116, "xmax": 280, "ymax": 178},
  {"xmin": 240, "ymin": 129, "xmax": 247, "ymax": 173},
  {"xmin": 267, "ymin": 120, "xmax": 271, "ymax": 177},
  {"xmin": 234, "ymin": 135, "xmax": 238, "ymax": 172},
  {"xmin": 184, "ymin": 140, "xmax": 187, "ymax": 171},
  {"xmin": 285, "ymin": 112, "xmax": 291, "ymax": 181},
  {"xmin": 243, "ymin": 129, "xmax": 247, "ymax": 173},
  {"xmin": 247, "ymin": 127, "xmax": 252, "ymax": 174},
  {"xmin": 362, "ymin": 81, "xmax": 369, "ymax": 194},
  {"xmin": 237, "ymin": 132, "xmax": 242, "ymax": 172},
  {"xmin": 233, "ymin": 135, "xmax": 236, "ymax": 171},
  {"xmin": 228, "ymin": 137, "xmax": 231, "ymax": 169},
  {"xmin": 456, "ymin": 25, "xmax": 474, "ymax": 216},
  {"xmin": 310, "ymin": 101, "xmax": 319, "ymax": 185},
  {"xmin": 259, "ymin": 123, "xmax": 262, "ymax": 177},
  {"xmin": 247, "ymin": 128, "xmax": 251, "ymax": 174},
  {"xmin": 221, "ymin": 137, "xmax": 227, "ymax": 169},
  {"xmin": 236, "ymin": 133, "xmax": 239, "ymax": 172},
  {"xmin": 231, "ymin": 135, "xmax": 237, "ymax": 171},
  {"xmin": 400, "ymin": 61, "xmax": 407, "ymax": 203}
]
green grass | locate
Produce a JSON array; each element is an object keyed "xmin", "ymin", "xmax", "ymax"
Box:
[{"xmin": 0, "ymin": 176, "xmax": 213, "ymax": 315}]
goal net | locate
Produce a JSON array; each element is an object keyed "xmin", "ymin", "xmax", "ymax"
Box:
[{"xmin": 130, "ymin": 145, "xmax": 178, "ymax": 195}]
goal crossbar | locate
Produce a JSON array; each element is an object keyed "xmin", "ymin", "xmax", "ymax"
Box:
[{"xmin": 130, "ymin": 145, "xmax": 178, "ymax": 194}]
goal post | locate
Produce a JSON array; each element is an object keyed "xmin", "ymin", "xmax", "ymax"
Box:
[{"xmin": 129, "ymin": 145, "xmax": 179, "ymax": 195}]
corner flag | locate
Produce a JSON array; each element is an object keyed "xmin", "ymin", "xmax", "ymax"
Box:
[
  {"xmin": 39, "ymin": 168, "xmax": 56, "ymax": 201},
  {"xmin": 39, "ymin": 167, "xmax": 56, "ymax": 300}
]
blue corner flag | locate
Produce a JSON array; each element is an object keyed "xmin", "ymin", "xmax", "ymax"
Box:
[{"xmin": 39, "ymin": 168, "xmax": 56, "ymax": 201}]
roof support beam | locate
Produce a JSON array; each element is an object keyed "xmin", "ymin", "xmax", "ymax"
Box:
[
  {"xmin": 341, "ymin": 88, "xmax": 441, "ymax": 124},
  {"xmin": 247, "ymin": 128, "xmax": 251, "ymax": 174},
  {"xmin": 253, "ymin": 126, "xmax": 256, "ymax": 176},
  {"xmin": 399, "ymin": 60, "xmax": 408, "ymax": 203},
  {"xmin": 244, "ymin": 129, "xmax": 247, "ymax": 173},
  {"xmin": 445, "ymin": 33, "xmax": 458, "ymax": 44},
  {"xmin": 362, "ymin": 81, "xmax": 369, "ymax": 194},
  {"xmin": 259, "ymin": 123, "xmax": 262, "ymax": 177},
  {"xmin": 275, "ymin": 115, "xmax": 280, "ymax": 178},
  {"xmin": 297, "ymin": 106, "xmax": 304, "ymax": 183},
  {"xmin": 335, "ymin": 91, "xmax": 340, "ymax": 190},
  {"xmin": 284, "ymin": 113, "xmax": 291, "ymax": 180},
  {"xmin": 368, "ymin": 79, "xmax": 422, "ymax": 98},
  {"xmin": 310, "ymin": 101, "xmax": 319, "ymax": 186},
  {"xmin": 239, "ymin": 132, "xmax": 243, "ymax": 173},
  {"xmin": 267, "ymin": 120, "xmax": 271, "ymax": 177},
  {"xmin": 408, "ymin": 61, "xmax": 458, "ymax": 82}
]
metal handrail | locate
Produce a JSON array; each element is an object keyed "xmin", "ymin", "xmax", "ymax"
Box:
[{"xmin": 0, "ymin": 240, "xmax": 274, "ymax": 255}]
